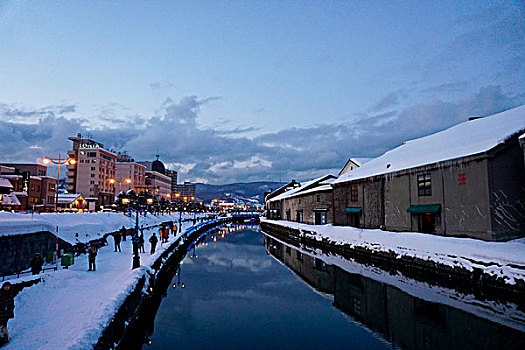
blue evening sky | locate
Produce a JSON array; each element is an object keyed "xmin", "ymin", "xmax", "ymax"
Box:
[{"xmin": 0, "ymin": 1, "xmax": 523, "ymax": 183}]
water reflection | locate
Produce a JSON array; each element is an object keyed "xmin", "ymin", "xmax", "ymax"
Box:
[
  {"xmin": 145, "ymin": 225, "xmax": 390, "ymax": 350},
  {"xmin": 264, "ymin": 233, "xmax": 525, "ymax": 350}
]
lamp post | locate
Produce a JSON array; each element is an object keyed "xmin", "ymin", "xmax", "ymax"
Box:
[
  {"xmin": 42, "ymin": 155, "xmax": 76, "ymax": 210},
  {"xmin": 109, "ymin": 178, "xmax": 132, "ymax": 192}
]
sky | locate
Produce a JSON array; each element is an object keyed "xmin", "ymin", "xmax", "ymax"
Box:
[{"xmin": 0, "ymin": 0, "xmax": 524, "ymax": 184}]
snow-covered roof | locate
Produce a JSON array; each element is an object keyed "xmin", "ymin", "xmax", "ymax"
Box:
[
  {"xmin": 57, "ymin": 193, "xmax": 84, "ymax": 204},
  {"xmin": 1, "ymin": 193, "xmax": 21, "ymax": 206},
  {"xmin": 334, "ymin": 105, "xmax": 525, "ymax": 184},
  {"xmin": 0, "ymin": 177, "xmax": 13, "ymax": 189},
  {"xmin": 351, "ymin": 158, "xmax": 373, "ymax": 166},
  {"xmin": 269, "ymin": 174, "xmax": 335, "ymax": 202},
  {"xmin": 0, "ymin": 174, "xmax": 22, "ymax": 179}
]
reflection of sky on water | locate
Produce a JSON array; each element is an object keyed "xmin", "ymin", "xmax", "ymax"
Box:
[{"xmin": 147, "ymin": 229, "xmax": 389, "ymax": 350}]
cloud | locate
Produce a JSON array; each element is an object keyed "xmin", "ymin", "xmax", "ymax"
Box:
[
  {"xmin": 149, "ymin": 81, "xmax": 173, "ymax": 93},
  {"xmin": 369, "ymin": 90, "xmax": 405, "ymax": 112},
  {"xmin": 421, "ymin": 81, "xmax": 469, "ymax": 95},
  {"xmin": 1, "ymin": 87, "xmax": 523, "ymax": 184}
]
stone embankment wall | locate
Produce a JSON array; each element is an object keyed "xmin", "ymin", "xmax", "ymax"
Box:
[
  {"xmin": 260, "ymin": 221, "xmax": 525, "ymax": 304},
  {"xmin": 95, "ymin": 215, "xmax": 259, "ymax": 349}
]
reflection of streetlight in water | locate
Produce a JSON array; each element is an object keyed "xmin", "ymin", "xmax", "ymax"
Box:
[{"xmin": 172, "ymin": 265, "xmax": 185, "ymax": 289}]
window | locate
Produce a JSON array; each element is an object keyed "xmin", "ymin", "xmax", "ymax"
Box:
[
  {"xmin": 48, "ymin": 196, "xmax": 54, "ymax": 203},
  {"xmin": 418, "ymin": 174, "xmax": 432, "ymax": 196},
  {"xmin": 90, "ymin": 180, "xmax": 95, "ymax": 185},
  {"xmin": 91, "ymin": 174, "xmax": 95, "ymax": 178},
  {"xmin": 91, "ymin": 167, "xmax": 95, "ymax": 171},
  {"xmin": 88, "ymin": 152, "xmax": 97, "ymax": 157},
  {"xmin": 80, "ymin": 159, "xmax": 84, "ymax": 163},
  {"xmin": 286, "ymin": 246, "xmax": 291, "ymax": 255},
  {"xmin": 351, "ymin": 184, "xmax": 358, "ymax": 202},
  {"xmin": 316, "ymin": 194, "xmax": 320, "ymax": 202}
]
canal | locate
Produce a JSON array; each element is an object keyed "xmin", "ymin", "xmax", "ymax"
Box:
[{"xmin": 142, "ymin": 225, "xmax": 525, "ymax": 350}]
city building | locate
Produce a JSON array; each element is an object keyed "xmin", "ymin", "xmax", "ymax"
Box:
[
  {"xmin": 332, "ymin": 106, "xmax": 525, "ymax": 241},
  {"xmin": 0, "ymin": 163, "xmax": 47, "ymax": 177},
  {"xmin": 116, "ymin": 154, "xmax": 146, "ymax": 194},
  {"xmin": 264, "ymin": 180, "xmax": 300, "ymax": 219},
  {"xmin": 66, "ymin": 134, "xmax": 117, "ymax": 207},
  {"xmin": 267, "ymin": 175, "xmax": 336, "ymax": 224},
  {"xmin": 166, "ymin": 169, "xmax": 178, "ymax": 195},
  {"xmin": 173, "ymin": 181, "xmax": 196, "ymax": 200},
  {"xmin": 56, "ymin": 193, "xmax": 87, "ymax": 212},
  {"xmin": 145, "ymin": 171, "xmax": 171, "ymax": 201}
]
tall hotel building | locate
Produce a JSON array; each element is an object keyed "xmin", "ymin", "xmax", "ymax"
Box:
[{"xmin": 66, "ymin": 134, "xmax": 117, "ymax": 207}]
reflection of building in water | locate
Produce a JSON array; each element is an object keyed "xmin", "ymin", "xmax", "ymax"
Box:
[{"xmin": 264, "ymin": 235, "xmax": 525, "ymax": 350}]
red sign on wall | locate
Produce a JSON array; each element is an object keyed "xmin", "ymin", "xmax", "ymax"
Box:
[{"xmin": 458, "ymin": 173, "xmax": 467, "ymax": 186}]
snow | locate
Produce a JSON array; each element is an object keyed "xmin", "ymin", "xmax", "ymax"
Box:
[
  {"xmin": 261, "ymin": 218, "xmax": 525, "ymax": 285},
  {"xmin": 1, "ymin": 193, "xmax": 21, "ymax": 206},
  {"xmin": 350, "ymin": 157, "xmax": 373, "ymax": 166},
  {"xmin": 0, "ymin": 177, "xmax": 13, "ymax": 189},
  {"xmin": 3, "ymin": 214, "xmax": 205, "ymax": 350},
  {"xmin": 335, "ymin": 105, "xmax": 525, "ymax": 184},
  {"xmin": 267, "ymin": 233, "xmax": 525, "ymax": 331},
  {"xmin": 0, "ymin": 211, "xmax": 199, "ymax": 244},
  {"xmin": 268, "ymin": 174, "xmax": 335, "ymax": 202}
]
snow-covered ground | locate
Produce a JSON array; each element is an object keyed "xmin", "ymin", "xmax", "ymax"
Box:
[
  {"xmin": 0, "ymin": 211, "xmax": 205, "ymax": 244},
  {"xmin": 3, "ymin": 214, "xmax": 206, "ymax": 350},
  {"xmin": 261, "ymin": 219, "xmax": 525, "ymax": 285}
]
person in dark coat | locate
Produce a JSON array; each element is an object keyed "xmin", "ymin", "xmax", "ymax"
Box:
[
  {"xmin": 149, "ymin": 233, "xmax": 158, "ymax": 254},
  {"xmin": 0, "ymin": 281, "xmax": 14, "ymax": 343},
  {"xmin": 29, "ymin": 253, "xmax": 44, "ymax": 275},
  {"xmin": 87, "ymin": 244, "xmax": 97, "ymax": 271},
  {"xmin": 113, "ymin": 231, "xmax": 121, "ymax": 252},
  {"xmin": 120, "ymin": 226, "xmax": 127, "ymax": 241},
  {"xmin": 139, "ymin": 232, "xmax": 145, "ymax": 253}
]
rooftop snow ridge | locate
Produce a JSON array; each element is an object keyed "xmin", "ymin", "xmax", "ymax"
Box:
[{"xmin": 334, "ymin": 105, "xmax": 525, "ymax": 184}]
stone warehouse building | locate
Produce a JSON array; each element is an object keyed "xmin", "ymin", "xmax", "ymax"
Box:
[
  {"xmin": 268, "ymin": 175, "xmax": 336, "ymax": 224},
  {"xmin": 332, "ymin": 106, "xmax": 525, "ymax": 241}
]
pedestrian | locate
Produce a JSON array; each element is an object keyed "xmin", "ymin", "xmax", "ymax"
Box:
[
  {"xmin": 0, "ymin": 282, "xmax": 14, "ymax": 344},
  {"xmin": 29, "ymin": 253, "xmax": 44, "ymax": 275},
  {"xmin": 113, "ymin": 231, "xmax": 121, "ymax": 252},
  {"xmin": 163, "ymin": 227, "xmax": 169, "ymax": 243},
  {"xmin": 120, "ymin": 226, "xmax": 127, "ymax": 241},
  {"xmin": 139, "ymin": 231, "xmax": 145, "ymax": 253},
  {"xmin": 149, "ymin": 233, "xmax": 158, "ymax": 254},
  {"xmin": 172, "ymin": 224, "xmax": 177, "ymax": 236},
  {"xmin": 87, "ymin": 244, "xmax": 97, "ymax": 271}
]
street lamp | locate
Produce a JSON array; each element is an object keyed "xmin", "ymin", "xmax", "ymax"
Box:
[
  {"xmin": 109, "ymin": 178, "xmax": 132, "ymax": 192},
  {"xmin": 42, "ymin": 155, "xmax": 76, "ymax": 209}
]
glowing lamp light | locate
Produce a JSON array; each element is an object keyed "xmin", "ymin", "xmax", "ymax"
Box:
[
  {"xmin": 146, "ymin": 198, "xmax": 154, "ymax": 205},
  {"xmin": 125, "ymin": 178, "xmax": 132, "ymax": 184},
  {"xmin": 175, "ymin": 193, "xmax": 180, "ymax": 198},
  {"xmin": 122, "ymin": 198, "xmax": 130, "ymax": 205},
  {"xmin": 68, "ymin": 159, "xmax": 77, "ymax": 165},
  {"xmin": 42, "ymin": 157, "xmax": 51, "ymax": 164},
  {"xmin": 109, "ymin": 178, "xmax": 116, "ymax": 184}
]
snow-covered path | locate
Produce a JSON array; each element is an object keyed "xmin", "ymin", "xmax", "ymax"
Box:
[
  {"xmin": 4, "ymin": 216, "xmax": 200, "ymax": 350},
  {"xmin": 261, "ymin": 219, "xmax": 525, "ymax": 285}
]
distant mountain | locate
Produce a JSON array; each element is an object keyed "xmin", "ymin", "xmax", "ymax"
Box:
[{"xmin": 195, "ymin": 181, "xmax": 285, "ymax": 205}]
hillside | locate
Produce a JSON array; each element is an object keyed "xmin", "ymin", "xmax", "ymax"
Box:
[{"xmin": 195, "ymin": 181, "xmax": 285, "ymax": 205}]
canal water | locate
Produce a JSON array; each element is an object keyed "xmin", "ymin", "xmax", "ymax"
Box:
[{"xmin": 144, "ymin": 225, "xmax": 525, "ymax": 350}]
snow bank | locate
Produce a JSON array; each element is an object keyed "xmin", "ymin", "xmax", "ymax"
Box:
[
  {"xmin": 3, "ymin": 215, "xmax": 202, "ymax": 350},
  {"xmin": 261, "ymin": 219, "xmax": 525, "ymax": 285},
  {"xmin": 0, "ymin": 211, "xmax": 203, "ymax": 244},
  {"xmin": 267, "ymin": 233, "xmax": 525, "ymax": 331}
]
